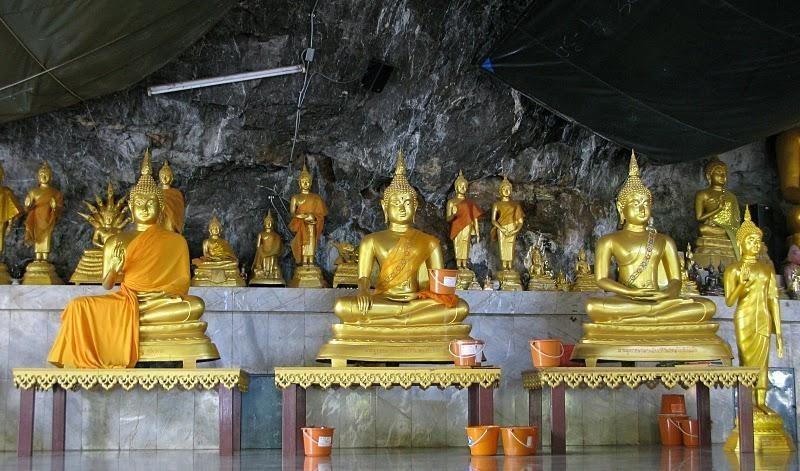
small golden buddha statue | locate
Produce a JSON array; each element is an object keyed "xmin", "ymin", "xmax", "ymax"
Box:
[
  {"xmin": 250, "ymin": 210, "xmax": 285, "ymax": 286},
  {"xmin": 570, "ymin": 247, "xmax": 601, "ymax": 292},
  {"xmin": 332, "ymin": 241, "xmax": 360, "ymax": 288},
  {"xmin": 191, "ymin": 215, "xmax": 246, "ymax": 287},
  {"xmin": 159, "ymin": 159, "xmax": 185, "ymax": 233},
  {"xmin": 693, "ymin": 156, "xmax": 741, "ymax": 267},
  {"xmin": 491, "ymin": 176, "xmax": 523, "ymax": 290},
  {"xmin": 71, "ymin": 183, "xmax": 131, "ymax": 284},
  {"xmin": 527, "ymin": 244, "xmax": 557, "ymax": 291},
  {"xmin": 288, "ymin": 164, "xmax": 328, "ymax": 288},
  {"xmin": 723, "ymin": 208, "xmax": 795, "ymax": 453},
  {"xmin": 22, "ymin": 161, "xmax": 64, "ymax": 284},
  {"xmin": 317, "ymin": 151, "xmax": 472, "ymax": 365},
  {"xmin": 48, "ymin": 151, "xmax": 218, "ymax": 368},
  {"xmin": 679, "ymin": 244, "xmax": 700, "ymax": 296},
  {"xmin": 446, "ymin": 170, "xmax": 483, "ymax": 289},
  {"xmin": 0, "ymin": 163, "xmax": 22, "ymax": 284},
  {"xmin": 555, "ymin": 271, "xmax": 569, "ymax": 292},
  {"xmin": 571, "ymin": 151, "xmax": 731, "ymax": 366}
]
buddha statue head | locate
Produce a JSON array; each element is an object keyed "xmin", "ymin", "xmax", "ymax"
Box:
[
  {"xmin": 704, "ymin": 156, "xmax": 727, "ymax": 188},
  {"xmin": 37, "ymin": 161, "xmax": 52, "ymax": 185},
  {"xmin": 129, "ymin": 149, "xmax": 164, "ymax": 226},
  {"xmin": 298, "ymin": 164, "xmax": 312, "ymax": 192},
  {"xmin": 159, "ymin": 160, "xmax": 174, "ymax": 187},
  {"xmin": 499, "ymin": 175, "xmax": 513, "ymax": 199},
  {"xmin": 616, "ymin": 151, "xmax": 652, "ymax": 227},
  {"xmin": 454, "ymin": 170, "xmax": 469, "ymax": 195},
  {"xmin": 381, "ymin": 150, "xmax": 418, "ymax": 225},
  {"xmin": 736, "ymin": 206, "xmax": 763, "ymax": 258},
  {"xmin": 263, "ymin": 210, "xmax": 275, "ymax": 231},
  {"xmin": 208, "ymin": 215, "xmax": 223, "ymax": 238}
]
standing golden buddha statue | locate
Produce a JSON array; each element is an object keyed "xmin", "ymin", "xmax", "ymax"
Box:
[
  {"xmin": 571, "ymin": 151, "xmax": 731, "ymax": 366},
  {"xmin": 288, "ymin": 164, "xmax": 328, "ymax": 288},
  {"xmin": 0, "ymin": 163, "xmax": 22, "ymax": 284},
  {"xmin": 250, "ymin": 210, "xmax": 285, "ymax": 285},
  {"xmin": 446, "ymin": 170, "xmax": 483, "ymax": 289},
  {"xmin": 159, "ymin": 159, "xmax": 185, "ymax": 233},
  {"xmin": 490, "ymin": 176, "xmax": 523, "ymax": 290},
  {"xmin": 191, "ymin": 215, "xmax": 246, "ymax": 287},
  {"xmin": 22, "ymin": 161, "xmax": 64, "ymax": 284},
  {"xmin": 571, "ymin": 247, "xmax": 601, "ymax": 292},
  {"xmin": 317, "ymin": 151, "xmax": 472, "ymax": 366},
  {"xmin": 48, "ymin": 151, "xmax": 218, "ymax": 368},
  {"xmin": 693, "ymin": 156, "xmax": 741, "ymax": 267},
  {"xmin": 776, "ymin": 128, "xmax": 800, "ymax": 247},
  {"xmin": 71, "ymin": 183, "xmax": 131, "ymax": 284},
  {"xmin": 723, "ymin": 208, "xmax": 794, "ymax": 452}
]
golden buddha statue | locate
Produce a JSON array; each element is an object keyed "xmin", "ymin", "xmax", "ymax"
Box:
[
  {"xmin": 48, "ymin": 151, "xmax": 218, "ymax": 368},
  {"xmin": 22, "ymin": 161, "xmax": 64, "ymax": 284},
  {"xmin": 0, "ymin": 163, "xmax": 22, "ymax": 284},
  {"xmin": 491, "ymin": 176, "xmax": 523, "ymax": 290},
  {"xmin": 191, "ymin": 215, "xmax": 246, "ymax": 287},
  {"xmin": 332, "ymin": 241, "xmax": 359, "ymax": 288},
  {"xmin": 288, "ymin": 164, "xmax": 328, "ymax": 288},
  {"xmin": 250, "ymin": 210, "xmax": 285, "ymax": 286},
  {"xmin": 723, "ymin": 208, "xmax": 795, "ymax": 453},
  {"xmin": 71, "ymin": 183, "xmax": 131, "ymax": 284},
  {"xmin": 446, "ymin": 170, "xmax": 483, "ymax": 289},
  {"xmin": 571, "ymin": 247, "xmax": 601, "ymax": 292},
  {"xmin": 571, "ymin": 151, "xmax": 731, "ymax": 366},
  {"xmin": 776, "ymin": 128, "xmax": 800, "ymax": 247},
  {"xmin": 159, "ymin": 159, "xmax": 185, "ymax": 233},
  {"xmin": 317, "ymin": 151, "xmax": 472, "ymax": 365},
  {"xmin": 527, "ymin": 244, "xmax": 557, "ymax": 291},
  {"xmin": 693, "ymin": 156, "xmax": 741, "ymax": 267}
]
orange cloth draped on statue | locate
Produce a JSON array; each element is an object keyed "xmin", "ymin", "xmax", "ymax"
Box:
[
  {"xmin": 47, "ymin": 225, "xmax": 192, "ymax": 368},
  {"xmin": 289, "ymin": 194, "xmax": 327, "ymax": 262},
  {"xmin": 0, "ymin": 187, "xmax": 21, "ymax": 223},
  {"xmin": 449, "ymin": 199, "xmax": 483, "ymax": 239},
  {"xmin": 163, "ymin": 187, "xmax": 185, "ymax": 233},
  {"xmin": 24, "ymin": 187, "xmax": 63, "ymax": 244}
]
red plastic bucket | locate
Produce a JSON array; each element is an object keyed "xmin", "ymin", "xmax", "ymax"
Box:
[
  {"xmin": 658, "ymin": 415, "xmax": 687, "ymax": 446},
  {"xmin": 450, "ymin": 339, "xmax": 485, "ymax": 367},
  {"xmin": 660, "ymin": 394, "xmax": 687, "ymax": 415},
  {"xmin": 302, "ymin": 427, "xmax": 334, "ymax": 457},
  {"xmin": 679, "ymin": 419, "xmax": 700, "ymax": 447}
]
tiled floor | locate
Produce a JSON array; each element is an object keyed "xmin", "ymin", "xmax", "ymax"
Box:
[{"xmin": 1, "ymin": 446, "xmax": 798, "ymax": 470}]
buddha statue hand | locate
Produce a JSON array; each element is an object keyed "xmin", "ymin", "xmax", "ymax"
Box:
[{"xmin": 110, "ymin": 241, "xmax": 125, "ymax": 273}]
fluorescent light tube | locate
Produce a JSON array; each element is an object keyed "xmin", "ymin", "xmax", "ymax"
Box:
[{"xmin": 147, "ymin": 64, "xmax": 305, "ymax": 96}]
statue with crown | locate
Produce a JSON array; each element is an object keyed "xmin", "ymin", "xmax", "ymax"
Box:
[
  {"xmin": 571, "ymin": 151, "xmax": 732, "ymax": 366},
  {"xmin": 48, "ymin": 150, "xmax": 218, "ymax": 368},
  {"xmin": 317, "ymin": 151, "xmax": 473, "ymax": 366}
]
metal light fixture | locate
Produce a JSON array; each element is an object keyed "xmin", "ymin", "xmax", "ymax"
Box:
[{"xmin": 147, "ymin": 64, "xmax": 306, "ymax": 96}]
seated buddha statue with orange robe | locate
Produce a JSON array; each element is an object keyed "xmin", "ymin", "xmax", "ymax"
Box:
[{"xmin": 48, "ymin": 151, "xmax": 218, "ymax": 368}]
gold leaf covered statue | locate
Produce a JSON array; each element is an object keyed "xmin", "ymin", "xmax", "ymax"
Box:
[
  {"xmin": 446, "ymin": 170, "xmax": 483, "ymax": 289},
  {"xmin": 288, "ymin": 164, "xmax": 328, "ymax": 288},
  {"xmin": 250, "ymin": 210, "xmax": 285, "ymax": 286},
  {"xmin": 570, "ymin": 247, "xmax": 601, "ymax": 292},
  {"xmin": 490, "ymin": 176, "xmax": 523, "ymax": 290},
  {"xmin": 48, "ymin": 150, "xmax": 218, "ymax": 368},
  {"xmin": 191, "ymin": 215, "xmax": 246, "ymax": 287},
  {"xmin": 571, "ymin": 151, "xmax": 731, "ymax": 366},
  {"xmin": 0, "ymin": 163, "xmax": 22, "ymax": 284},
  {"xmin": 332, "ymin": 241, "xmax": 359, "ymax": 288},
  {"xmin": 22, "ymin": 161, "xmax": 64, "ymax": 284},
  {"xmin": 527, "ymin": 244, "xmax": 557, "ymax": 291},
  {"xmin": 317, "ymin": 151, "xmax": 472, "ymax": 365},
  {"xmin": 680, "ymin": 244, "xmax": 700, "ymax": 296},
  {"xmin": 159, "ymin": 160, "xmax": 185, "ymax": 233},
  {"xmin": 70, "ymin": 183, "xmax": 131, "ymax": 284},
  {"xmin": 693, "ymin": 156, "xmax": 741, "ymax": 267},
  {"xmin": 723, "ymin": 208, "xmax": 795, "ymax": 453}
]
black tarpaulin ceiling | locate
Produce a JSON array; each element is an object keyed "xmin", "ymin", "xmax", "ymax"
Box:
[
  {"xmin": 0, "ymin": 0, "xmax": 235, "ymax": 124},
  {"xmin": 481, "ymin": 1, "xmax": 800, "ymax": 162}
]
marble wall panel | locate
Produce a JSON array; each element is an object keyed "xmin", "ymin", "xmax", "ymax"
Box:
[
  {"xmin": 194, "ymin": 389, "xmax": 221, "ymax": 449},
  {"xmin": 192, "ymin": 287, "xmax": 234, "ymax": 312},
  {"xmin": 155, "ymin": 389, "xmax": 194, "ymax": 449},
  {"xmin": 119, "ymin": 389, "xmax": 158, "ymax": 449},
  {"xmin": 65, "ymin": 390, "xmax": 82, "ymax": 450},
  {"xmin": 241, "ymin": 375, "xmax": 281, "ymax": 449},
  {"xmin": 233, "ymin": 288, "xmax": 303, "ymax": 312},
  {"xmin": 303, "ymin": 313, "xmax": 336, "ymax": 365},
  {"xmin": 267, "ymin": 314, "xmax": 304, "ymax": 368},
  {"xmin": 199, "ymin": 312, "xmax": 233, "ymax": 368},
  {"xmin": 81, "ymin": 389, "xmax": 120, "ymax": 450},
  {"xmin": 444, "ymin": 388, "xmax": 467, "ymax": 447},
  {"xmin": 0, "ymin": 312, "xmax": 7, "ymax": 380},
  {"xmin": 0, "ymin": 380, "xmax": 8, "ymax": 451},
  {"xmin": 7, "ymin": 310, "xmax": 50, "ymax": 371},
  {"xmin": 231, "ymin": 312, "xmax": 270, "ymax": 373},
  {"xmin": 376, "ymin": 388, "xmax": 413, "ymax": 447},
  {"xmin": 337, "ymin": 389, "xmax": 377, "ymax": 448},
  {"xmin": 565, "ymin": 389, "xmax": 585, "ymax": 446},
  {"xmin": 411, "ymin": 388, "xmax": 447, "ymax": 448}
]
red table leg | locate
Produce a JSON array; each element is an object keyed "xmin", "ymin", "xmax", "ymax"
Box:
[
  {"xmin": 695, "ymin": 383, "xmax": 711, "ymax": 447},
  {"xmin": 468, "ymin": 384, "xmax": 494, "ymax": 425},
  {"xmin": 52, "ymin": 385, "xmax": 66, "ymax": 452},
  {"xmin": 550, "ymin": 384, "xmax": 566, "ymax": 455},
  {"xmin": 219, "ymin": 384, "xmax": 237, "ymax": 456},
  {"xmin": 737, "ymin": 384, "xmax": 755, "ymax": 454},
  {"xmin": 282, "ymin": 384, "xmax": 306, "ymax": 458},
  {"xmin": 17, "ymin": 388, "xmax": 35, "ymax": 457},
  {"xmin": 528, "ymin": 388, "xmax": 543, "ymax": 447}
]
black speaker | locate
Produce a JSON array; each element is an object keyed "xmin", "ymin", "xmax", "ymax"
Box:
[
  {"xmin": 361, "ymin": 59, "xmax": 394, "ymax": 93},
  {"xmin": 748, "ymin": 203, "xmax": 784, "ymax": 263}
]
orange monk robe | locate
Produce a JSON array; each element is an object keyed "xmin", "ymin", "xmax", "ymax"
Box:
[
  {"xmin": 24, "ymin": 187, "xmax": 63, "ymax": 245},
  {"xmin": 289, "ymin": 194, "xmax": 327, "ymax": 262},
  {"xmin": 449, "ymin": 199, "xmax": 483, "ymax": 240},
  {"xmin": 162, "ymin": 187, "xmax": 185, "ymax": 233},
  {"xmin": 0, "ymin": 187, "xmax": 22, "ymax": 223},
  {"xmin": 48, "ymin": 226, "xmax": 192, "ymax": 368}
]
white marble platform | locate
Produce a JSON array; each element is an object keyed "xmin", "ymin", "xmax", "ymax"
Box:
[{"xmin": 1, "ymin": 286, "xmax": 798, "ymax": 450}]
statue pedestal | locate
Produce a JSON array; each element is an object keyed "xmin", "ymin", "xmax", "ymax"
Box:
[
  {"xmin": 570, "ymin": 276, "xmax": 601, "ymax": 292},
  {"xmin": 724, "ymin": 411, "xmax": 796, "ymax": 453},
  {"xmin": 0, "ymin": 262, "xmax": 11, "ymax": 284},
  {"xmin": 496, "ymin": 269, "xmax": 522, "ymax": 291},
  {"xmin": 288, "ymin": 265, "xmax": 328, "ymax": 288},
  {"xmin": 70, "ymin": 248, "xmax": 103, "ymax": 284},
  {"xmin": 456, "ymin": 268, "xmax": 481, "ymax": 290},
  {"xmin": 249, "ymin": 274, "xmax": 285, "ymax": 286},
  {"xmin": 528, "ymin": 277, "xmax": 558, "ymax": 291},
  {"xmin": 191, "ymin": 265, "xmax": 246, "ymax": 287},
  {"xmin": 22, "ymin": 260, "xmax": 62, "ymax": 285},
  {"xmin": 332, "ymin": 263, "xmax": 358, "ymax": 288},
  {"xmin": 694, "ymin": 235, "xmax": 737, "ymax": 268}
]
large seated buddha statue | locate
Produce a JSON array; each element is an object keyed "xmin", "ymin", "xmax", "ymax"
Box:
[
  {"xmin": 48, "ymin": 151, "xmax": 219, "ymax": 368},
  {"xmin": 317, "ymin": 152, "xmax": 472, "ymax": 366},
  {"xmin": 571, "ymin": 152, "xmax": 731, "ymax": 367}
]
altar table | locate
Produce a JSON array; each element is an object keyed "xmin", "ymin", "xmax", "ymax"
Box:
[
  {"xmin": 522, "ymin": 367, "xmax": 760, "ymax": 455},
  {"xmin": 12, "ymin": 368, "xmax": 249, "ymax": 456},
  {"xmin": 274, "ymin": 366, "xmax": 501, "ymax": 457}
]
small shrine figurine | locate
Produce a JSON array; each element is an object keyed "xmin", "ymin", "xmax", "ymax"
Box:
[
  {"xmin": 249, "ymin": 210, "xmax": 284, "ymax": 286},
  {"xmin": 191, "ymin": 216, "xmax": 246, "ymax": 287},
  {"xmin": 680, "ymin": 247, "xmax": 700, "ymax": 296},
  {"xmin": 490, "ymin": 176, "xmax": 523, "ymax": 290},
  {"xmin": 288, "ymin": 164, "xmax": 328, "ymax": 288},
  {"xmin": 159, "ymin": 159, "xmax": 185, "ymax": 233},
  {"xmin": 723, "ymin": 208, "xmax": 795, "ymax": 452},
  {"xmin": 332, "ymin": 241, "xmax": 360, "ymax": 288},
  {"xmin": 70, "ymin": 183, "xmax": 130, "ymax": 284},
  {"xmin": 694, "ymin": 156, "xmax": 741, "ymax": 267},
  {"xmin": 555, "ymin": 271, "xmax": 569, "ymax": 292},
  {"xmin": 446, "ymin": 170, "xmax": 483, "ymax": 289},
  {"xmin": 570, "ymin": 247, "xmax": 601, "ymax": 292},
  {"xmin": 0, "ymin": 163, "xmax": 22, "ymax": 283},
  {"xmin": 482, "ymin": 273, "xmax": 494, "ymax": 290},
  {"xmin": 571, "ymin": 150, "xmax": 731, "ymax": 366},
  {"xmin": 527, "ymin": 244, "xmax": 557, "ymax": 291},
  {"xmin": 22, "ymin": 161, "xmax": 64, "ymax": 284},
  {"xmin": 784, "ymin": 245, "xmax": 800, "ymax": 299}
]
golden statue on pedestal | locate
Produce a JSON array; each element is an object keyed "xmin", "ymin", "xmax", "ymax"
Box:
[
  {"xmin": 332, "ymin": 241, "xmax": 359, "ymax": 288},
  {"xmin": 71, "ymin": 183, "xmax": 131, "ymax": 284},
  {"xmin": 288, "ymin": 164, "xmax": 328, "ymax": 288},
  {"xmin": 571, "ymin": 151, "xmax": 731, "ymax": 367},
  {"xmin": 446, "ymin": 170, "xmax": 483, "ymax": 289},
  {"xmin": 491, "ymin": 176, "xmax": 523, "ymax": 290},
  {"xmin": 527, "ymin": 244, "xmax": 557, "ymax": 291},
  {"xmin": 317, "ymin": 151, "xmax": 472, "ymax": 366},
  {"xmin": 250, "ymin": 210, "xmax": 284, "ymax": 286},
  {"xmin": 776, "ymin": 128, "xmax": 800, "ymax": 247},
  {"xmin": 723, "ymin": 208, "xmax": 795, "ymax": 453},
  {"xmin": 571, "ymin": 247, "xmax": 601, "ymax": 292},
  {"xmin": 0, "ymin": 163, "xmax": 22, "ymax": 284},
  {"xmin": 693, "ymin": 157, "xmax": 740, "ymax": 267},
  {"xmin": 22, "ymin": 161, "xmax": 64, "ymax": 285},
  {"xmin": 680, "ymin": 244, "xmax": 700, "ymax": 296},
  {"xmin": 158, "ymin": 159, "xmax": 185, "ymax": 233},
  {"xmin": 48, "ymin": 151, "xmax": 218, "ymax": 368},
  {"xmin": 191, "ymin": 216, "xmax": 246, "ymax": 287}
]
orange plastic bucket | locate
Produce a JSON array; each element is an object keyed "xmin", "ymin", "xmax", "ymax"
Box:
[
  {"xmin": 450, "ymin": 339, "xmax": 485, "ymax": 367},
  {"xmin": 429, "ymin": 268, "xmax": 459, "ymax": 294},
  {"xmin": 500, "ymin": 426, "xmax": 538, "ymax": 456},
  {"xmin": 468, "ymin": 456, "xmax": 499, "ymax": 471},
  {"xmin": 679, "ymin": 419, "xmax": 700, "ymax": 447},
  {"xmin": 660, "ymin": 394, "xmax": 687, "ymax": 415},
  {"xmin": 658, "ymin": 415, "xmax": 686, "ymax": 446},
  {"xmin": 529, "ymin": 339, "xmax": 563, "ymax": 368},
  {"xmin": 466, "ymin": 425, "xmax": 500, "ymax": 456},
  {"xmin": 302, "ymin": 427, "xmax": 334, "ymax": 457}
]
